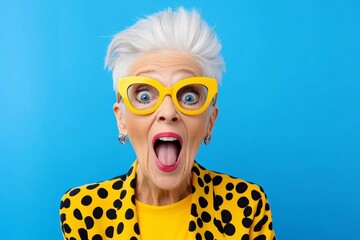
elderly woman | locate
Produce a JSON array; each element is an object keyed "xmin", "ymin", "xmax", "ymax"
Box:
[{"xmin": 60, "ymin": 8, "xmax": 276, "ymax": 240}]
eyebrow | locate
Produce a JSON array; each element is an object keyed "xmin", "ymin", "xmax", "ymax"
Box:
[
  {"xmin": 134, "ymin": 70, "xmax": 155, "ymax": 76},
  {"xmin": 176, "ymin": 68, "xmax": 201, "ymax": 76},
  {"xmin": 134, "ymin": 68, "xmax": 201, "ymax": 78}
]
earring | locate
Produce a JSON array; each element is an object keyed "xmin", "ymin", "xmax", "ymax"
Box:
[
  {"xmin": 117, "ymin": 133, "xmax": 129, "ymax": 144},
  {"xmin": 204, "ymin": 135, "xmax": 211, "ymax": 145}
]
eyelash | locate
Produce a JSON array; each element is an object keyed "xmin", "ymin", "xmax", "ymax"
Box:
[{"xmin": 136, "ymin": 86, "xmax": 149, "ymax": 92}]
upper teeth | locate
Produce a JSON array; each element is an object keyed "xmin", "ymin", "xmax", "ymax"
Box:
[{"xmin": 159, "ymin": 137, "xmax": 177, "ymax": 141}]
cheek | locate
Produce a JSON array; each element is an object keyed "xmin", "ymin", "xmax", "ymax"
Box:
[
  {"xmin": 184, "ymin": 114, "xmax": 208, "ymax": 146},
  {"xmin": 125, "ymin": 113, "xmax": 152, "ymax": 156}
]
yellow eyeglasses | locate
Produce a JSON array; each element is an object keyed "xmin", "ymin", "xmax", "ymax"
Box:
[{"xmin": 117, "ymin": 76, "xmax": 218, "ymax": 115}]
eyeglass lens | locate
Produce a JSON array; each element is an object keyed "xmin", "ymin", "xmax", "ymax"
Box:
[{"xmin": 127, "ymin": 83, "xmax": 209, "ymax": 111}]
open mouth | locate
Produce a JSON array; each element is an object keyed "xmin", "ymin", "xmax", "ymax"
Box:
[{"xmin": 153, "ymin": 133, "xmax": 182, "ymax": 172}]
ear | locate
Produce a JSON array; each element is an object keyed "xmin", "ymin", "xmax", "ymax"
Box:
[
  {"xmin": 113, "ymin": 102, "xmax": 127, "ymax": 135},
  {"xmin": 206, "ymin": 106, "xmax": 218, "ymax": 136}
]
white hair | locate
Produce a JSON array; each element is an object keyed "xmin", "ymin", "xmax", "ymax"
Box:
[{"xmin": 105, "ymin": 7, "xmax": 225, "ymax": 91}]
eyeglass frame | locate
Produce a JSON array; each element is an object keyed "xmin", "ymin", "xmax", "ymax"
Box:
[{"xmin": 116, "ymin": 76, "xmax": 218, "ymax": 115}]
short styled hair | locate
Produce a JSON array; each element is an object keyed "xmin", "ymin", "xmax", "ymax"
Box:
[{"xmin": 105, "ymin": 7, "xmax": 225, "ymax": 91}]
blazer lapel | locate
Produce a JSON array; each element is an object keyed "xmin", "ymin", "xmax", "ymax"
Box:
[
  {"xmin": 188, "ymin": 162, "xmax": 224, "ymax": 240},
  {"xmin": 113, "ymin": 161, "xmax": 141, "ymax": 239}
]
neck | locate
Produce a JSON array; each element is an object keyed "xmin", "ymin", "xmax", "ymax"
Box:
[{"xmin": 135, "ymin": 169, "xmax": 192, "ymax": 206}]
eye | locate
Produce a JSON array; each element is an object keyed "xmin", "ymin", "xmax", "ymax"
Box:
[
  {"xmin": 179, "ymin": 90, "xmax": 199, "ymax": 105},
  {"xmin": 136, "ymin": 88, "xmax": 152, "ymax": 104}
]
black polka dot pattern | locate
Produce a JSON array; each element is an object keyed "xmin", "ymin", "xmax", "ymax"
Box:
[
  {"xmin": 201, "ymin": 211, "xmax": 211, "ymax": 223},
  {"xmin": 254, "ymin": 215, "xmax": 269, "ymax": 232},
  {"xmin": 212, "ymin": 176, "xmax": 222, "ymax": 186},
  {"xmin": 238, "ymin": 196, "xmax": 250, "ymax": 208},
  {"xmin": 226, "ymin": 183, "xmax": 234, "ymax": 190},
  {"xmin": 244, "ymin": 206, "xmax": 252, "ymax": 217},
  {"xmin": 204, "ymin": 186, "xmax": 210, "ymax": 194},
  {"xmin": 60, "ymin": 213, "xmax": 66, "ymax": 223},
  {"xmin": 204, "ymin": 174, "xmax": 211, "ymax": 183},
  {"xmin": 213, "ymin": 218, "xmax": 224, "ymax": 233},
  {"xmin": 252, "ymin": 190, "xmax": 261, "ymax": 201},
  {"xmin": 236, "ymin": 182, "xmax": 248, "ymax": 193},
  {"xmin": 78, "ymin": 228, "xmax": 88, "ymax": 239},
  {"xmin": 106, "ymin": 209, "xmax": 117, "ymax": 220},
  {"xmin": 85, "ymin": 216, "xmax": 94, "ymax": 229},
  {"xmin": 198, "ymin": 177, "xmax": 205, "ymax": 187},
  {"xmin": 117, "ymin": 222, "xmax": 124, "ymax": 234},
  {"xmin": 254, "ymin": 235, "xmax": 266, "ymax": 240},
  {"xmin": 189, "ymin": 220, "xmax": 196, "ymax": 231},
  {"xmin": 133, "ymin": 223, "xmax": 140, "ymax": 235},
  {"xmin": 197, "ymin": 217, "xmax": 203, "ymax": 228},
  {"xmin": 204, "ymin": 230, "xmax": 214, "ymax": 240},
  {"xmin": 73, "ymin": 208, "xmax": 83, "ymax": 220},
  {"xmin": 221, "ymin": 209, "xmax": 232, "ymax": 223},
  {"xmin": 105, "ymin": 226, "xmax": 114, "ymax": 238},
  {"xmin": 242, "ymin": 218, "xmax": 253, "ymax": 228},
  {"xmin": 199, "ymin": 197, "xmax": 208, "ymax": 208},
  {"xmin": 62, "ymin": 198, "xmax": 70, "ymax": 208},
  {"xmin": 191, "ymin": 203, "xmax": 198, "ymax": 217},
  {"xmin": 63, "ymin": 223, "xmax": 71, "ymax": 234},
  {"xmin": 224, "ymin": 223, "xmax": 236, "ymax": 236},
  {"xmin": 92, "ymin": 234, "xmax": 102, "ymax": 240},
  {"xmin": 93, "ymin": 207, "xmax": 103, "ymax": 219},
  {"xmin": 214, "ymin": 195, "xmax": 223, "ymax": 210},
  {"xmin": 97, "ymin": 188, "xmax": 108, "ymax": 199},
  {"xmin": 226, "ymin": 192, "xmax": 233, "ymax": 200},
  {"xmin": 60, "ymin": 161, "xmax": 275, "ymax": 240},
  {"xmin": 86, "ymin": 183, "xmax": 99, "ymax": 190},
  {"xmin": 120, "ymin": 190, "xmax": 127, "ymax": 200},
  {"xmin": 69, "ymin": 188, "xmax": 80, "ymax": 197},
  {"xmin": 113, "ymin": 199, "xmax": 122, "ymax": 209},
  {"xmin": 112, "ymin": 180, "xmax": 123, "ymax": 190},
  {"xmin": 81, "ymin": 196, "xmax": 92, "ymax": 206},
  {"xmin": 125, "ymin": 208, "xmax": 134, "ymax": 220},
  {"xmin": 255, "ymin": 199, "xmax": 263, "ymax": 217},
  {"xmin": 242, "ymin": 234, "xmax": 250, "ymax": 240}
]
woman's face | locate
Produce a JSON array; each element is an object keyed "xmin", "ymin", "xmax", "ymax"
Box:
[{"xmin": 113, "ymin": 50, "xmax": 218, "ymax": 192}]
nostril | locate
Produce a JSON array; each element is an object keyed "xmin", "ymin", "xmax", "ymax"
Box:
[{"xmin": 159, "ymin": 116, "xmax": 178, "ymax": 122}]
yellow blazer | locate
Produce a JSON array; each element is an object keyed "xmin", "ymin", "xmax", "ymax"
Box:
[{"xmin": 60, "ymin": 161, "xmax": 276, "ymax": 239}]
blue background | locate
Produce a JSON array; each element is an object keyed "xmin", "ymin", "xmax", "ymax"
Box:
[{"xmin": 1, "ymin": 0, "xmax": 359, "ymax": 239}]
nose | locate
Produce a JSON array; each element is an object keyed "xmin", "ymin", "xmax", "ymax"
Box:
[{"xmin": 157, "ymin": 95, "xmax": 179, "ymax": 123}]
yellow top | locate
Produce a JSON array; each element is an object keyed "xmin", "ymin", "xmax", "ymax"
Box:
[{"xmin": 136, "ymin": 194, "xmax": 192, "ymax": 240}]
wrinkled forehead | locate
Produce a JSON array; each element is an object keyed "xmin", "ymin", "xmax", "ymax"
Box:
[{"xmin": 128, "ymin": 50, "xmax": 203, "ymax": 86}]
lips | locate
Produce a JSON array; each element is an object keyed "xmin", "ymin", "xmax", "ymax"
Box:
[{"xmin": 152, "ymin": 132, "xmax": 183, "ymax": 172}]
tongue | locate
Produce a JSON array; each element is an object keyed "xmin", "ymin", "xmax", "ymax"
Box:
[{"xmin": 155, "ymin": 142, "xmax": 178, "ymax": 167}]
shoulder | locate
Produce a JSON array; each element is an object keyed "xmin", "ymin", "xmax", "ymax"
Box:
[
  {"xmin": 194, "ymin": 162, "xmax": 270, "ymax": 216},
  {"xmin": 60, "ymin": 174, "xmax": 127, "ymax": 209},
  {"xmin": 210, "ymin": 169, "xmax": 266, "ymax": 199},
  {"xmin": 59, "ymin": 175, "xmax": 127, "ymax": 235},
  {"xmin": 59, "ymin": 162, "xmax": 138, "ymax": 239},
  {"xmin": 60, "ymin": 162, "xmax": 137, "ymax": 212},
  {"xmin": 194, "ymin": 162, "xmax": 266, "ymax": 198}
]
